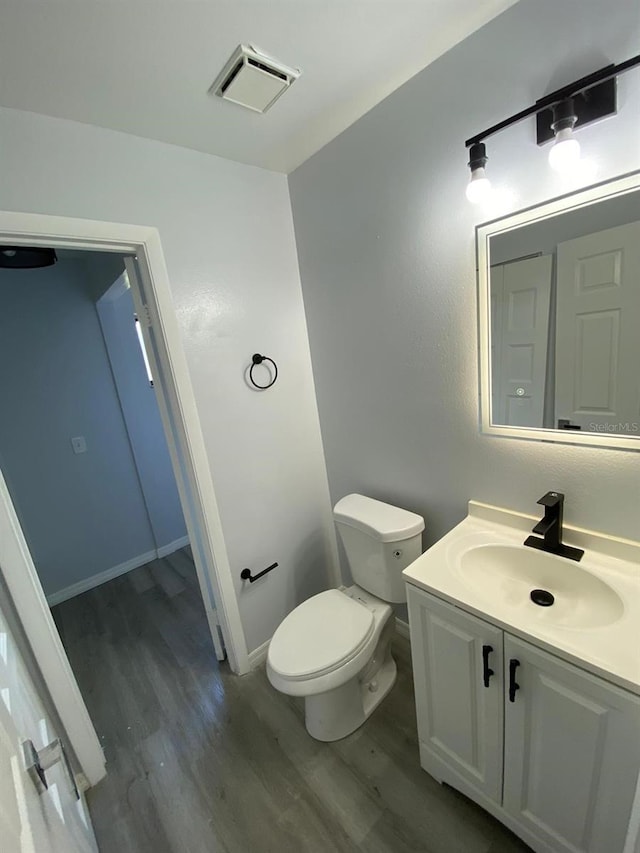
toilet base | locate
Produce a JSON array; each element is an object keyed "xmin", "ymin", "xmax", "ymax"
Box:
[{"xmin": 304, "ymin": 629, "xmax": 397, "ymax": 742}]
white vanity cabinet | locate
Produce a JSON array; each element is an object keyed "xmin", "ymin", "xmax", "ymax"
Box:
[
  {"xmin": 407, "ymin": 585, "xmax": 640, "ymax": 853},
  {"xmin": 407, "ymin": 587, "xmax": 504, "ymax": 802}
]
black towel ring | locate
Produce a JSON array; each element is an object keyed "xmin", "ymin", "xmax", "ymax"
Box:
[{"xmin": 249, "ymin": 353, "xmax": 278, "ymax": 389}]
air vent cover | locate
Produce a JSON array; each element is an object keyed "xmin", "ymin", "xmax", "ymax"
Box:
[{"xmin": 209, "ymin": 44, "xmax": 300, "ymax": 114}]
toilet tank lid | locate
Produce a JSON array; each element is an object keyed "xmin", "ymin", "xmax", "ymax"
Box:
[{"xmin": 333, "ymin": 494, "xmax": 425, "ymax": 543}]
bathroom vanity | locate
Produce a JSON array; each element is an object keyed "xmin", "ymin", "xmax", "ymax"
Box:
[{"xmin": 403, "ymin": 501, "xmax": 640, "ymax": 853}]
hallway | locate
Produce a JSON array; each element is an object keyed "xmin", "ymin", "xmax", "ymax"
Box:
[{"xmin": 52, "ymin": 551, "xmax": 531, "ymax": 853}]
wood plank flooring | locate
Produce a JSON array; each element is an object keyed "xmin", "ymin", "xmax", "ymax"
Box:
[{"xmin": 52, "ymin": 551, "xmax": 532, "ymax": 853}]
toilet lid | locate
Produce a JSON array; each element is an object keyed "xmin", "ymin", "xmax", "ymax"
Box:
[{"xmin": 268, "ymin": 589, "xmax": 374, "ymax": 679}]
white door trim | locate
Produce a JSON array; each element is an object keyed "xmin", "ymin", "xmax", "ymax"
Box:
[{"xmin": 0, "ymin": 211, "xmax": 250, "ymax": 779}]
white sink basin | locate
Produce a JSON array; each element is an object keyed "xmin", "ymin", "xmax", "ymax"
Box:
[
  {"xmin": 403, "ymin": 502, "xmax": 640, "ymax": 693},
  {"xmin": 458, "ymin": 544, "xmax": 624, "ymax": 629}
]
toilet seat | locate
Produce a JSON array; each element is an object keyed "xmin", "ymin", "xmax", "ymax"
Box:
[{"xmin": 268, "ymin": 589, "xmax": 374, "ymax": 680}]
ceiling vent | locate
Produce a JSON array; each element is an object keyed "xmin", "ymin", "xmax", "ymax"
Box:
[{"xmin": 209, "ymin": 44, "xmax": 300, "ymax": 114}]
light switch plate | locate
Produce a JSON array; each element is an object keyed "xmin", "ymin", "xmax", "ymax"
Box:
[{"xmin": 71, "ymin": 436, "xmax": 87, "ymax": 454}]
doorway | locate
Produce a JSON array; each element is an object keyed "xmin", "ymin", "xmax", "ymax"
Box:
[
  {"xmin": 0, "ymin": 248, "xmax": 207, "ymax": 616},
  {"xmin": 0, "ymin": 212, "xmax": 249, "ymax": 788}
]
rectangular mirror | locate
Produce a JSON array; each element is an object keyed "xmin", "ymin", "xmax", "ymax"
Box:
[{"xmin": 477, "ymin": 171, "xmax": 640, "ymax": 451}]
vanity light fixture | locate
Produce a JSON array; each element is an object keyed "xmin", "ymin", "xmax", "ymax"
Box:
[
  {"xmin": 466, "ymin": 142, "xmax": 491, "ymax": 203},
  {"xmin": 548, "ymin": 98, "xmax": 580, "ymax": 172},
  {"xmin": 464, "ymin": 53, "xmax": 640, "ymax": 199}
]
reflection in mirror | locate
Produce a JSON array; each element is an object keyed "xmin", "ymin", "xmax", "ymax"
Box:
[{"xmin": 477, "ymin": 172, "xmax": 640, "ymax": 450}]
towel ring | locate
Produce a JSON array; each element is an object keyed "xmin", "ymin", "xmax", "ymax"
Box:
[{"xmin": 249, "ymin": 353, "xmax": 278, "ymax": 389}]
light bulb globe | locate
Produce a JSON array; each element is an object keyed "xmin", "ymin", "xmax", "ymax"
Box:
[
  {"xmin": 466, "ymin": 168, "xmax": 491, "ymax": 204},
  {"xmin": 548, "ymin": 129, "xmax": 581, "ymax": 173}
]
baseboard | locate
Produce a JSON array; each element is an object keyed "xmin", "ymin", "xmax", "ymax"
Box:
[
  {"xmin": 395, "ymin": 617, "xmax": 410, "ymax": 640},
  {"xmin": 248, "ymin": 638, "xmax": 270, "ymax": 670},
  {"xmin": 46, "ymin": 537, "xmax": 191, "ymax": 607},
  {"xmin": 46, "ymin": 548, "xmax": 158, "ymax": 607},
  {"xmin": 156, "ymin": 535, "xmax": 190, "ymax": 559}
]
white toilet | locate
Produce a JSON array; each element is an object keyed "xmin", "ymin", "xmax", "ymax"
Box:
[{"xmin": 267, "ymin": 494, "xmax": 424, "ymax": 741}]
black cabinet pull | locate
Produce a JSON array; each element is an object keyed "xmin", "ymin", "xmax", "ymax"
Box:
[
  {"xmin": 482, "ymin": 645, "xmax": 494, "ymax": 688},
  {"xmin": 509, "ymin": 659, "xmax": 520, "ymax": 702}
]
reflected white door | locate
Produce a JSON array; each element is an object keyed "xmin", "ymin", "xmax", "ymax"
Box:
[
  {"xmin": 0, "ymin": 598, "xmax": 98, "ymax": 853},
  {"xmin": 491, "ymin": 255, "xmax": 552, "ymax": 427},
  {"xmin": 555, "ymin": 222, "xmax": 640, "ymax": 433}
]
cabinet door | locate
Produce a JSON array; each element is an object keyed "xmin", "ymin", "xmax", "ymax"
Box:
[
  {"xmin": 407, "ymin": 587, "xmax": 503, "ymax": 802},
  {"xmin": 503, "ymin": 634, "xmax": 640, "ymax": 853}
]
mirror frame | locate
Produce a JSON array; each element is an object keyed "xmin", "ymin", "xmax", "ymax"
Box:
[{"xmin": 476, "ymin": 170, "xmax": 640, "ymax": 451}]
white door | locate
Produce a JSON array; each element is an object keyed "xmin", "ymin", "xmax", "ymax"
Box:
[
  {"xmin": 0, "ymin": 593, "xmax": 98, "ymax": 853},
  {"xmin": 491, "ymin": 255, "xmax": 552, "ymax": 428},
  {"xmin": 503, "ymin": 634, "xmax": 640, "ymax": 853},
  {"xmin": 407, "ymin": 587, "xmax": 503, "ymax": 803},
  {"xmin": 555, "ymin": 221, "xmax": 640, "ymax": 433},
  {"xmin": 124, "ymin": 257, "xmax": 226, "ymax": 661}
]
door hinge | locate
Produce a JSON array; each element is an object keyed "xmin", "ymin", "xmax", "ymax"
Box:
[{"xmin": 139, "ymin": 304, "xmax": 153, "ymax": 328}]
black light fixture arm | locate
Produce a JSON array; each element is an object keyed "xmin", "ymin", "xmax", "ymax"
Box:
[{"xmin": 465, "ymin": 53, "xmax": 640, "ymax": 149}]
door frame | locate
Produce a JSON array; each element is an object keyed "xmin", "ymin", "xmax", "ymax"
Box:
[{"xmin": 0, "ymin": 211, "xmax": 250, "ymax": 781}]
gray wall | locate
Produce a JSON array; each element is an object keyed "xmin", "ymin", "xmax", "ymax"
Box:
[
  {"xmin": 0, "ymin": 106, "xmax": 337, "ymax": 655},
  {"xmin": 0, "ymin": 258, "xmax": 156, "ymax": 596},
  {"xmin": 85, "ymin": 252, "xmax": 130, "ymax": 301},
  {"xmin": 289, "ymin": 0, "xmax": 640, "ymax": 572}
]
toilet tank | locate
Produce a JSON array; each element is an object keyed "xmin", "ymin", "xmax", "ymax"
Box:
[{"xmin": 333, "ymin": 494, "xmax": 425, "ymax": 603}]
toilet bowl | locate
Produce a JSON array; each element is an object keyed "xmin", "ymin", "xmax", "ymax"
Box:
[
  {"xmin": 267, "ymin": 586, "xmax": 396, "ymax": 741},
  {"xmin": 267, "ymin": 494, "xmax": 424, "ymax": 742}
]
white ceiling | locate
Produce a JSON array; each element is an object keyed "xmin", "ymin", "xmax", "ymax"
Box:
[{"xmin": 0, "ymin": 1, "xmax": 517, "ymax": 174}]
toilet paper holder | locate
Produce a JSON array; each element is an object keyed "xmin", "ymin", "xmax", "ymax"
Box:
[{"xmin": 241, "ymin": 561, "xmax": 278, "ymax": 583}]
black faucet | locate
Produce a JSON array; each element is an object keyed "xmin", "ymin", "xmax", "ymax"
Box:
[{"xmin": 524, "ymin": 492, "xmax": 584, "ymax": 562}]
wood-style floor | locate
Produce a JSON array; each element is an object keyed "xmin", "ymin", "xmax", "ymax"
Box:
[{"xmin": 52, "ymin": 549, "xmax": 532, "ymax": 853}]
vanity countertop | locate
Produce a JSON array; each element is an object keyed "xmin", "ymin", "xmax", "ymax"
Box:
[{"xmin": 403, "ymin": 501, "xmax": 640, "ymax": 695}]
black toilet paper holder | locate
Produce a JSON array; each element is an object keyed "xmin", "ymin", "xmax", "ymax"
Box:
[{"xmin": 241, "ymin": 561, "xmax": 278, "ymax": 583}]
